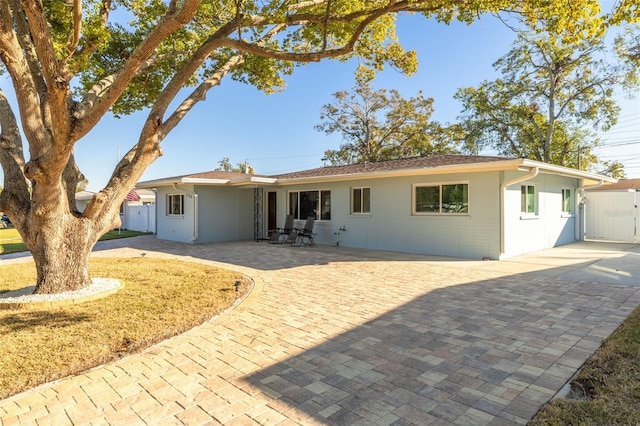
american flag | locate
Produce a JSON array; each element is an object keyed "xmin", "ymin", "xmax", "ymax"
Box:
[{"xmin": 125, "ymin": 189, "xmax": 140, "ymax": 202}]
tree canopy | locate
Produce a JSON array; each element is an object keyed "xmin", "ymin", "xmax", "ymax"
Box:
[
  {"xmin": 454, "ymin": 25, "xmax": 637, "ymax": 171},
  {"xmin": 215, "ymin": 157, "xmax": 254, "ymax": 174},
  {"xmin": 316, "ymin": 80, "xmax": 458, "ymax": 165}
]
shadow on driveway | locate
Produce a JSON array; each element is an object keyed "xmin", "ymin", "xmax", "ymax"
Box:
[{"xmin": 237, "ymin": 269, "xmax": 640, "ymax": 425}]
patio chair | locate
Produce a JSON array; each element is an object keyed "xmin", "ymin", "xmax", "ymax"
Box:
[
  {"xmin": 292, "ymin": 216, "xmax": 316, "ymax": 247},
  {"xmin": 282, "ymin": 229, "xmax": 299, "ymax": 245},
  {"xmin": 269, "ymin": 214, "xmax": 294, "ymax": 244}
]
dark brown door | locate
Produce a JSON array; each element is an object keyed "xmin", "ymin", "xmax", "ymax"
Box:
[{"xmin": 267, "ymin": 191, "xmax": 277, "ymax": 232}]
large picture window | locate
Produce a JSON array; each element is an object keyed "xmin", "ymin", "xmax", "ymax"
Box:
[
  {"xmin": 167, "ymin": 194, "xmax": 184, "ymax": 216},
  {"xmin": 351, "ymin": 187, "xmax": 370, "ymax": 214},
  {"xmin": 521, "ymin": 185, "xmax": 536, "ymax": 214},
  {"xmin": 413, "ymin": 183, "xmax": 468, "ymax": 214},
  {"xmin": 562, "ymin": 188, "xmax": 572, "ymax": 213},
  {"xmin": 288, "ymin": 190, "xmax": 331, "ymax": 220}
]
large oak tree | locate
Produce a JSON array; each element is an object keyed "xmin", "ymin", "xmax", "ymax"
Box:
[{"xmin": 0, "ymin": 0, "xmax": 618, "ymax": 294}]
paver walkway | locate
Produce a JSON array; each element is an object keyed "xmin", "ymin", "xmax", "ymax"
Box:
[{"xmin": 2, "ymin": 237, "xmax": 640, "ymax": 425}]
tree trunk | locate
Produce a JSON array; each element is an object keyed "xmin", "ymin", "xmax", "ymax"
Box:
[{"xmin": 24, "ymin": 214, "xmax": 101, "ymax": 294}]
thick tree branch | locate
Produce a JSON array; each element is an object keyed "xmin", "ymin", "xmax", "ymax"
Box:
[
  {"xmin": 73, "ymin": 0, "xmax": 203, "ymax": 139},
  {"xmin": 0, "ymin": 90, "xmax": 30, "ymax": 219},
  {"xmin": 20, "ymin": 0, "xmax": 74, "ymax": 154},
  {"xmin": 8, "ymin": 0, "xmax": 47, "ymax": 96},
  {"xmin": 62, "ymin": 153, "xmax": 84, "ymax": 213},
  {"xmin": 161, "ymin": 54, "xmax": 245, "ymax": 138},
  {"xmin": 68, "ymin": 0, "xmax": 112, "ymax": 74},
  {"xmin": 160, "ymin": 21, "xmax": 287, "ymax": 138},
  {"xmin": 19, "ymin": 0, "xmax": 62, "ymax": 92},
  {"xmin": 0, "ymin": 1, "xmax": 49, "ymax": 151},
  {"xmin": 63, "ymin": 0, "xmax": 83, "ymax": 62}
]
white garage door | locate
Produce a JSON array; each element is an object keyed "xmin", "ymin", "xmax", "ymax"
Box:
[{"xmin": 585, "ymin": 191, "xmax": 637, "ymax": 242}]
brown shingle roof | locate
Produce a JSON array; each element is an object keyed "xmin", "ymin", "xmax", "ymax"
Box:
[{"xmin": 271, "ymin": 155, "xmax": 512, "ymax": 179}]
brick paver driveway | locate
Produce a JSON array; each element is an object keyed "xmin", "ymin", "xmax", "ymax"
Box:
[{"xmin": 2, "ymin": 237, "xmax": 640, "ymax": 425}]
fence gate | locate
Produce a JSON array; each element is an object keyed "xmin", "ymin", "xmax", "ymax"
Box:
[
  {"xmin": 585, "ymin": 190, "xmax": 637, "ymax": 242},
  {"xmin": 122, "ymin": 204, "xmax": 156, "ymax": 233}
]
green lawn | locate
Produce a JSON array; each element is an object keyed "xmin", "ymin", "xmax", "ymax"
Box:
[
  {"xmin": 0, "ymin": 258, "xmax": 249, "ymax": 399},
  {"xmin": 0, "ymin": 228, "xmax": 152, "ymax": 255},
  {"xmin": 530, "ymin": 304, "xmax": 640, "ymax": 424}
]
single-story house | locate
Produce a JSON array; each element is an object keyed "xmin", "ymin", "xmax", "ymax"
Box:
[
  {"xmin": 584, "ymin": 178, "xmax": 639, "ymax": 243},
  {"xmin": 136, "ymin": 155, "xmax": 617, "ymax": 260}
]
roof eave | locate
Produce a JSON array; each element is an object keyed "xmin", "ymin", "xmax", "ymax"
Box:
[
  {"xmin": 137, "ymin": 175, "xmax": 278, "ymax": 188},
  {"xmin": 521, "ymin": 159, "xmax": 617, "ymax": 184},
  {"xmin": 229, "ymin": 176, "xmax": 278, "ymax": 186}
]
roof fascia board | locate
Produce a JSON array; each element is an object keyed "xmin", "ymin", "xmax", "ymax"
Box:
[
  {"xmin": 229, "ymin": 177, "xmax": 278, "ymax": 186},
  {"xmin": 520, "ymin": 159, "xmax": 617, "ymax": 183},
  {"xmin": 182, "ymin": 178, "xmax": 231, "ymax": 185}
]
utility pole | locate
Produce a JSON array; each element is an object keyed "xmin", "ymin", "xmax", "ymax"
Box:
[{"xmin": 577, "ymin": 145, "xmax": 582, "ymax": 170}]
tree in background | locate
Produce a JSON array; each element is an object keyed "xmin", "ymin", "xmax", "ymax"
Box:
[
  {"xmin": 215, "ymin": 157, "xmax": 254, "ymax": 174},
  {"xmin": 615, "ymin": 27, "xmax": 640, "ymax": 88},
  {"xmin": 317, "ymin": 80, "xmax": 457, "ymax": 165},
  {"xmin": 77, "ymin": 178, "xmax": 89, "ymax": 192},
  {"xmin": 600, "ymin": 161, "xmax": 626, "ymax": 179},
  {"xmin": 455, "ymin": 28, "xmax": 632, "ymax": 171},
  {"xmin": 0, "ymin": 0, "xmax": 622, "ymax": 294},
  {"xmin": 454, "ymin": 9, "xmax": 640, "ymax": 173}
]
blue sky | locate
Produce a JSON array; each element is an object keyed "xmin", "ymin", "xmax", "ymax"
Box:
[{"xmin": 1, "ymin": 8, "xmax": 639, "ymax": 192}]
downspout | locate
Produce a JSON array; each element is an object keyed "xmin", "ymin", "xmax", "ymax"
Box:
[
  {"xmin": 499, "ymin": 167, "xmax": 539, "ymax": 258},
  {"xmin": 576, "ymin": 179, "xmax": 605, "ymax": 241},
  {"xmin": 173, "ymin": 184, "xmax": 199, "ymax": 242}
]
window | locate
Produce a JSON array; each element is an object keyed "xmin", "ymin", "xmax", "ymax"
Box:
[
  {"xmin": 413, "ymin": 183, "xmax": 468, "ymax": 214},
  {"xmin": 351, "ymin": 187, "xmax": 371, "ymax": 214},
  {"xmin": 562, "ymin": 188, "xmax": 573, "ymax": 214},
  {"xmin": 167, "ymin": 194, "xmax": 184, "ymax": 216},
  {"xmin": 288, "ymin": 190, "xmax": 331, "ymax": 220},
  {"xmin": 521, "ymin": 185, "xmax": 536, "ymax": 214}
]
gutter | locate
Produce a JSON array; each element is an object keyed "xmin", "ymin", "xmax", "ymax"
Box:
[
  {"xmin": 173, "ymin": 183, "xmax": 198, "ymax": 242},
  {"xmin": 499, "ymin": 167, "xmax": 539, "ymax": 257}
]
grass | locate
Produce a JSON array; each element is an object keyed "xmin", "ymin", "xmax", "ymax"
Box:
[
  {"xmin": 0, "ymin": 228, "xmax": 152, "ymax": 255},
  {"xmin": 0, "ymin": 257, "xmax": 250, "ymax": 399},
  {"xmin": 530, "ymin": 304, "xmax": 640, "ymax": 425}
]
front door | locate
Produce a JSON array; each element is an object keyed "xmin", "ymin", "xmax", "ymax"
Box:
[{"xmin": 267, "ymin": 191, "xmax": 277, "ymax": 235}]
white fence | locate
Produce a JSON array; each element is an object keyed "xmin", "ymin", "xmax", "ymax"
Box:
[
  {"xmin": 120, "ymin": 204, "xmax": 156, "ymax": 233},
  {"xmin": 585, "ymin": 191, "xmax": 637, "ymax": 242}
]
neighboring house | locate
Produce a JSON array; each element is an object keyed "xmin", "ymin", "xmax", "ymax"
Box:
[
  {"xmin": 75, "ymin": 190, "xmax": 95, "ymax": 213},
  {"xmin": 584, "ymin": 178, "xmax": 639, "ymax": 243},
  {"xmin": 136, "ymin": 155, "xmax": 617, "ymax": 260},
  {"xmin": 75, "ymin": 188, "xmax": 157, "ymax": 233}
]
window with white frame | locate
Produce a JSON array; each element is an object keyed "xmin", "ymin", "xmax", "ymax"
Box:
[
  {"xmin": 288, "ymin": 190, "xmax": 331, "ymax": 220},
  {"xmin": 562, "ymin": 188, "xmax": 572, "ymax": 213},
  {"xmin": 521, "ymin": 184, "xmax": 536, "ymax": 214},
  {"xmin": 413, "ymin": 183, "xmax": 468, "ymax": 214},
  {"xmin": 351, "ymin": 187, "xmax": 370, "ymax": 214},
  {"xmin": 167, "ymin": 194, "xmax": 184, "ymax": 216}
]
